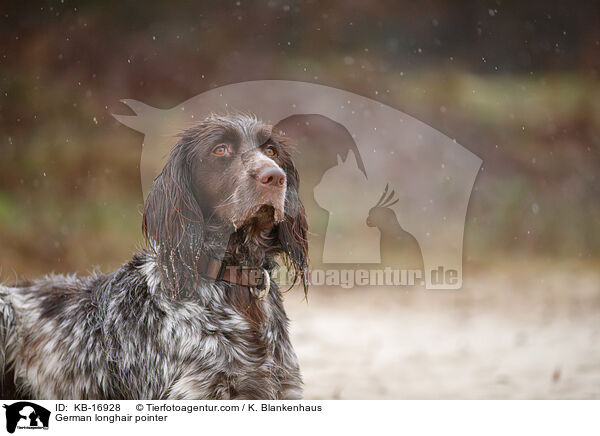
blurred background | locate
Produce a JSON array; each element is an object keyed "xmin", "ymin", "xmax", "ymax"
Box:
[{"xmin": 0, "ymin": 1, "xmax": 599, "ymax": 398}]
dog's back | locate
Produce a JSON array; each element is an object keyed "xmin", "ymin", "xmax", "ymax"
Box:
[
  {"xmin": 0, "ymin": 278, "xmax": 100, "ymax": 399},
  {"xmin": 0, "ymin": 285, "xmax": 23, "ymax": 399},
  {"xmin": 0, "ymin": 268, "xmax": 159, "ymax": 399},
  {"xmin": 0, "ymin": 260, "xmax": 174, "ymax": 400}
]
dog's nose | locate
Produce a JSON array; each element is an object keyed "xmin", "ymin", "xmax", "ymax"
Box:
[{"xmin": 258, "ymin": 167, "xmax": 286, "ymax": 187}]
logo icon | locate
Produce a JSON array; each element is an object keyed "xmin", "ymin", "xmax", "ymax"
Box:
[{"xmin": 2, "ymin": 402, "xmax": 50, "ymax": 433}]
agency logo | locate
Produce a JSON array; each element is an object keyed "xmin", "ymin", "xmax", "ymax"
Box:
[
  {"xmin": 2, "ymin": 402, "xmax": 50, "ymax": 433},
  {"xmin": 114, "ymin": 80, "xmax": 481, "ymax": 289}
]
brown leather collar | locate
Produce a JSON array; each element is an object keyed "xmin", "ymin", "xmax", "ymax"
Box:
[{"xmin": 197, "ymin": 253, "xmax": 271, "ymax": 299}]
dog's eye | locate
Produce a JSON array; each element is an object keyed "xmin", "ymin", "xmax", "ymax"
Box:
[
  {"xmin": 264, "ymin": 146, "xmax": 277, "ymax": 157},
  {"xmin": 212, "ymin": 144, "xmax": 229, "ymax": 156}
]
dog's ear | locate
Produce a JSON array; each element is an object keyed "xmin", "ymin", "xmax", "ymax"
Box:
[
  {"xmin": 273, "ymin": 134, "xmax": 309, "ymax": 295},
  {"xmin": 142, "ymin": 140, "xmax": 204, "ymax": 296}
]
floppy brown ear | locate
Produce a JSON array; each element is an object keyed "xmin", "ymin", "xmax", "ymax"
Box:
[
  {"xmin": 274, "ymin": 136, "xmax": 309, "ymax": 294},
  {"xmin": 278, "ymin": 207, "xmax": 309, "ymax": 295},
  {"xmin": 142, "ymin": 140, "xmax": 205, "ymax": 296}
]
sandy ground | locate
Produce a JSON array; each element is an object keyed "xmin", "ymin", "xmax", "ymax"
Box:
[{"xmin": 284, "ymin": 263, "xmax": 600, "ymax": 399}]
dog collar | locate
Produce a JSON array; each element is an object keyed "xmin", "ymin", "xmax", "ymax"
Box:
[{"xmin": 198, "ymin": 254, "xmax": 271, "ymax": 299}]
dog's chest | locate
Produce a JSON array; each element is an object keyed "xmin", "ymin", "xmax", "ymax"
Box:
[
  {"xmin": 164, "ymin": 291, "xmax": 278, "ymax": 364},
  {"xmin": 154, "ymin": 293, "xmax": 284, "ymax": 399}
]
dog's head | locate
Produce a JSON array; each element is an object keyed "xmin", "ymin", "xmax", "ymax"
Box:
[{"xmin": 142, "ymin": 113, "xmax": 308, "ymax": 295}]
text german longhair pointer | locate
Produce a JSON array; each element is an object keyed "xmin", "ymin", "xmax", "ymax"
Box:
[{"xmin": 0, "ymin": 114, "xmax": 309, "ymax": 399}]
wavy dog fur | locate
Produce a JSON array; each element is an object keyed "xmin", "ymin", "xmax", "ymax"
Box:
[{"xmin": 0, "ymin": 114, "xmax": 308, "ymax": 399}]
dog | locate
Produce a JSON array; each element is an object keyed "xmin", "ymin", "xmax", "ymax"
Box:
[{"xmin": 0, "ymin": 113, "xmax": 308, "ymax": 399}]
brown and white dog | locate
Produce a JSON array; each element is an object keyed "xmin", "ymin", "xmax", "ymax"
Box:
[{"xmin": 0, "ymin": 113, "xmax": 308, "ymax": 399}]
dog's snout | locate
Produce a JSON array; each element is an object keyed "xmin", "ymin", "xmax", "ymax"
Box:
[{"xmin": 258, "ymin": 167, "xmax": 286, "ymax": 187}]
